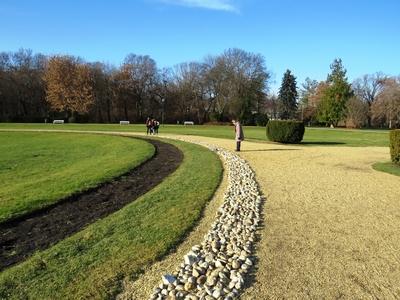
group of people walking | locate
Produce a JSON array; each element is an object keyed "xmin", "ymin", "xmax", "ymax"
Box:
[
  {"xmin": 145, "ymin": 117, "xmax": 160, "ymax": 135},
  {"xmin": 145, "ymin": 116, "xmax": 244, "ymax": 151}
]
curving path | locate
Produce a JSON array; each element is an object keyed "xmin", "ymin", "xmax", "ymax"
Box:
[
  {"xmin": 0, "ymin": 138, "xmax": 183, "ymax": 271},
  {"xmin": 160, "ymin": 135, "xmax": 400, "ymax": 299}
]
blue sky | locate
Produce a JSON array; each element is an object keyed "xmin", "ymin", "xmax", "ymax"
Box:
[{"xmin": 1, "ymin": 0, "xmax": 399, "ymax": 92}]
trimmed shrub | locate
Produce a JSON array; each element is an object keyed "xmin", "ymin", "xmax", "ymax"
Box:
[
  {"xmin": 390, "ymin": 130, "xmax": 400, "ymax": 165},
  {"xmin": 266, "ymin": 120, "xmax": 305, "ymax": 144}
]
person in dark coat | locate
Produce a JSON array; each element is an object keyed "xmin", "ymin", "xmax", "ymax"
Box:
[
  {"xmin": 232, "ymin": 119, "xmax": 244, "ymax": 151},
  {"xmin": 146, "ymin": 117, "xmax": 152, "ymax": 135},
  {"xmin": 154, "ymin": 119, "xmax": 160, "ymax": 134}
]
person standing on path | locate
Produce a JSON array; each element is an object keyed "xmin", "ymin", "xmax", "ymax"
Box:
[{"xmin": 232, "ymin": 119, "xmax": 244, "ymax": 151}]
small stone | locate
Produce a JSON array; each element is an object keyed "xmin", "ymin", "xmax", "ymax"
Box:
[
  {"xmin": 162, "ymin": 274, "xmax": 176, "ymax": 285},
  {"xmin": 215, "ymin": 260, "xmax": 224, "ymax": 268},
  {"xmin": 245, "ymin": 258, "xmax": 253, "ymax": 266},
  {"xmin": 161, "ymin": 289, "xmax": 168, "ymax": 296},
  {"xmin": 205, "ymin": 254, "xmax": 214, "ymax": 263},
  {"xmin": 192, "ymin": 245, "xmax": 201, "ymax": 252},
  {"xmin": 192, "ymin": 268, "xmax": 201, "ymax": 277},
  {"xmin": 206, "ymin": 276, "xmax": 217, "ymax": 286},
  {"xmin": 184, "ymin": 281, "xmax": 195, "ymax": 291},
  {"xmin": 232, "ymin": 260, "xmax": 240, "ymax": 269},
  {"xmin": 235, "ymin": 281, "xmax": 243, "ymax": 289},
  {"xmin": 197, "ymin": 275, "xmax": 207, "ymax": 285},
  {"xmin": 212, "ymin": 288, "xmax": 222, "ymax": 298},
  {"xmin": 228, "ymin": 281, "xmax": 236, "ymax": 289},
  {"xmin": 184, "ymin": 252, "xmax": 198, "ymax": 265},
  {"xmin": 150, "ymin": 294, "xmax": 158, "ymax": 300},
  {"xmin": 211, "ymin": 240, "xmax": 221, "ymax": 250},
  {"xmin": 241, "ymin": 263, "xmax": 250, "ymax": 272}
]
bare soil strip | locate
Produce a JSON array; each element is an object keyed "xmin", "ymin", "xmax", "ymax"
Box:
[{"xmin": 0, "ymin": 138, "xmax": 183, "ymax": 271}]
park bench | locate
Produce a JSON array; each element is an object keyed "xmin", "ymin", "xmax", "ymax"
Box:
[
  {"xmin": 53, "ymin": 120, "xmax": 64, "ymax": 124},
  {"xmin": 184, "ymin": 121, "xmax": 194, "ymax": 125},
  {"xmin": 119, "ymin": 121, "xmax": 130, "ymax": 125}
]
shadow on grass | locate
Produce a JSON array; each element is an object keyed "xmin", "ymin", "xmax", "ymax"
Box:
[{"xmin": 301, "ymin": 141, "xmax": 346, "ymax": 145}]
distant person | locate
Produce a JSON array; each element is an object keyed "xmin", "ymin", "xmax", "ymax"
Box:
[
  {"xmin": 232, "ymin": 119, "xmax": 244, "ymax": 151},
  {"xmin": 150, "ymin": 118, "xmax": 156, "ymax": 135},
  {"xmin": 154, "ymin": 119, "xmax": 160, "ymax": 134},
  {"xmin": 146, "ymin": 117, "xmax": 152, "ymax": 135}
]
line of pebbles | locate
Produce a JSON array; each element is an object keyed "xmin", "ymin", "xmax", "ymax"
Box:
[{"xmin": 150, "ymin": 141, "xmax": 263, "ymax": 300}]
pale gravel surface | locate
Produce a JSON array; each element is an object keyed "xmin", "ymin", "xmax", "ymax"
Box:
[{"xmin": 172, "ymin": 136, "xmax": 400, "ymax": 300}]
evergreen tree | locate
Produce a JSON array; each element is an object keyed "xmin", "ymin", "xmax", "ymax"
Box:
[
  {"xmin": 317, "ymin": 59, "xmax": 353, "ymax": 126},
  {"xmin": 278, "ymin": 69, "xmax": 298, "ymax": 119}
]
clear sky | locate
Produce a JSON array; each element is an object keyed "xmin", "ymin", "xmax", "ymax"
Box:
[{"xmin": 1, "ymin": 0, "xmax": 399, "ymax": 92}]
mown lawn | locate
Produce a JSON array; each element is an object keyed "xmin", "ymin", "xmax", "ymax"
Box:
[
  {"xmin": 372, "ymin": 161, "xmax": 400, "ymax": 177},
  {"xmin": 0, "ymin": 123, "xmax": 389, "ymax": 147},
  {"xmin": 0, "ymin": 132, "xmax": 154, "ymax": 223},
  {"xmin": 0, "ymin": 139, "xmax": 222, "ymax": 299}
]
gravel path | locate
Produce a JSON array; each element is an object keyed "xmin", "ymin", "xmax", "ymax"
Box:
[{"xmin": 172, "ymin": 136, "xmax": 400, "ymax": 299}]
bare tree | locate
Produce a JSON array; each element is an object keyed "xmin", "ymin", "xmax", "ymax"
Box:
[
  {"xmin": 121, "ymin": 54, "xmax": 158, "ymax": 121},
  {"xmin": 352, "ymin": 72, "xmax": 386, "ymax": 126},
  {"xmin": 345, "ymin": 96, "xmax": 369, "ymax": 128},
  {"xmin": 371, "ymin": 77, "xmax": 400, "ymax": 128},
  {"xmin": 299, "ymin": 77, "xmax": 318, "ymax": 107}
]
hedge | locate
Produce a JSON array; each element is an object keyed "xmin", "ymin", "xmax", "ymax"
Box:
[
  {"xmin": 266, "ymin": 120, "xmax": 305, "ymax": 144},
  {"xmin": 390, "ymin": 129, "xmax": 400, "ymax": 165}
]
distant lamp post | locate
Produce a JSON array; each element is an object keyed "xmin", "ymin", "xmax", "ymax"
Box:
[{"xmin": 161, "ymin": 98, "xmax": 165, "ymax": 125}]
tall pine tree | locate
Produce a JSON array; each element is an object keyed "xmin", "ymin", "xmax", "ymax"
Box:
[
  {"xmin": 278, "ymin": 69, "xmax": 298, "ymax": 119},
  {"xmin": 317, "ymin": 58, "xmax": 353, "ymax": 126}
]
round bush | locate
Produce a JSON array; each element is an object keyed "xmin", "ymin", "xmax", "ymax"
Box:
[
  {"xmin": 390, "ymin": 129, "xmax": 400, "ymax": 165},
  {"xmin": 266, "ymin": 120, "xmax": 305, "ymax": 144}
]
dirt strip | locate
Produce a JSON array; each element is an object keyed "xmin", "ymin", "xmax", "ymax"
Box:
[{"xmin": 0, "ymin": 138, "xmax": 183, "ymax": 271}]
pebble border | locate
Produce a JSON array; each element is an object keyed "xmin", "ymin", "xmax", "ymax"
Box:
[{"xmin": 150, "ymin": 139, "xmax": 263, "ymax": 300}]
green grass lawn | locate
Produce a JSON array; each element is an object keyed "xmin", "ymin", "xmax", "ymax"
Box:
[
  {"xmin": 372, "ymin": 161, "xmax": 400, "ymax": 177},
  {"xmin": 0, "ymin": 123, "xmax": 389, "ymax": 147},
  {"xmin": 0, "ymin": 138, "xmax": 222, "ymax": 299},
  {"xmin": 0, "ymin": 132, "xmax": 154, "ymax": 223}
]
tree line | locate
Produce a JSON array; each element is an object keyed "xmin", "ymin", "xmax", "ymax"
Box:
[
  {"xmin": 0, "ymin": 48, "xmax": 398, "ymax": 128},
  {"xmin": 0, "ymin": 48, "xmax": 269, "ymax": 125},
  {"xmin": 276, "ymin": 59, "xmax": 400, "ymax": 128}
]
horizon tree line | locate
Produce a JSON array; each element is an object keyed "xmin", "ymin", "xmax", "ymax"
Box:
[
  {"xmin": 274, "ymin": 59, "xmax": 400, "ymax": 128},
  {"xmin": 0, "ymin": 48, "xmax": 399, "ymax": 128}
]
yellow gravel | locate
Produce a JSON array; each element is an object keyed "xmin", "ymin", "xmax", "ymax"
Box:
[{"xmin": 155, "ymin": 136, "xmax": 400, "ymax": 299}]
